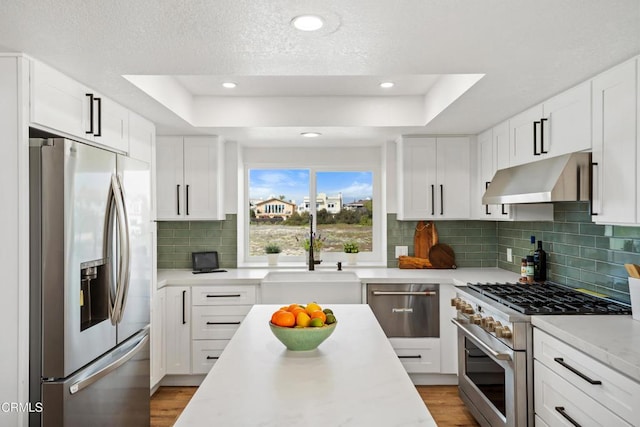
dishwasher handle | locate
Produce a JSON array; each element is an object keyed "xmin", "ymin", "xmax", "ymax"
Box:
[{"xmin": 372, "ymin": 291, "xmax": 436, "ymax": 296}]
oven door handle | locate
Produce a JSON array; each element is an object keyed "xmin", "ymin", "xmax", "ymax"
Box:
[
  {"xmin": 451, "ymin": 318, "xmax": 512, "ymax": 361},
  {"xmin": 372, "ymin": 291, "xmax": 437, "ymax": 296}
]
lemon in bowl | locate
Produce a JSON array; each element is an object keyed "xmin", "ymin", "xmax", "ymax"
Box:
[{"xmin": 268, "ymin": 321, "xmax": 337, "ymax": 351}]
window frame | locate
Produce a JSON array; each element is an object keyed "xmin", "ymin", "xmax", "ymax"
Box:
[{"xmin": 238, "ymin": 146, "xmax": 385, "ymax": 267}]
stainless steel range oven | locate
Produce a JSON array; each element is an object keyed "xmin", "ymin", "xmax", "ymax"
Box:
[{"xmin": 452, "ymin": 282, "xmax": 632, "ymax": 427}]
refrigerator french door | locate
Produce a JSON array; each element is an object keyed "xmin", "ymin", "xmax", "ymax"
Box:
[{"xmin": 29, "ymin": 138, "xmax": 150, "ymax": 426}]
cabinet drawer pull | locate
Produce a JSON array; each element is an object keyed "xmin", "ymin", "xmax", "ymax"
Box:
[
  {"xmin": 555, "ymin": 406, "xmax": 581, "ymax": 427},
  {"xmin": 533, "ymin": 120, "xmax": 541, "ymax": 155},
  {"xmin": 206, "ymin": 356, "xmax": 219, "ymax": 360},
  {"xmin": 398, "ymin": 355, "xmax": 422, "ymax": 359},
  {"xmin": 553, "ymin": 357, "xmax": 602, "ymax": 385},
  {"xmin": 206, "ymin": 294, "xmax": 242, "ymax": 298},
  {"xmin": 206, "ymin": 321, "xmax": 241, "ymax": 325},
  {"xmin": 540, "ymin": 117, "xmax": 548, "ymax": 153}
]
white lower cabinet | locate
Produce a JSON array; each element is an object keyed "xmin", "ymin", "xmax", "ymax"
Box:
[
  {"xmin": 192, "ymin": 340, "xmax": 229, "ymax": 375},
  {"xmin": 165, "ymin": 287, "xmax": 191, "ymax": 375},
  {"xmin": 534, "ymin": 328, "xmax": 640, "ymax": 426},
  {"xmin": 389, "ymin": 338, "xmax": 440, "ymax": 373}
]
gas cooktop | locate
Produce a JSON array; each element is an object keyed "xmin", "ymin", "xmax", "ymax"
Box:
[{"xmin": 465, "ymin": 282, "xmax": 632, "ymax": 315}]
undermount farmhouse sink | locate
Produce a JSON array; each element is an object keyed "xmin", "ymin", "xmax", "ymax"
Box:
[{"xmin": 261, "ymin": 271, "xmax": 362, "ymax": 304}]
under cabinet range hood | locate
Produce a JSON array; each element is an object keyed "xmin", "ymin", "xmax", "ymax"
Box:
[{"xmin": 482, "ymin": 152, "xmax": 592, "ymax": 205}]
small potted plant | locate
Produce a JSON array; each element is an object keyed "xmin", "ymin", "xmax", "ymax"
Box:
[
  {"xmin": 265, "ymin": 243, "xmax": 282, "ymax": 266},
  {"xmin": 343, "ymin": 242, "xmax": 360, "ymax": 265}
]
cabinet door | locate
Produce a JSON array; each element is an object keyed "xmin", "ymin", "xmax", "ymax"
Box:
[
  {"xmin": 95, "ymin": 95, "xmax": 129, "ymax": 153},
  {"xmin": 592, "ymin": 59, "xmax": 637, "ymax": 224},
  {"xmin": 128, "ymin": 111, "xmax": 155, "ymax": 163},
  {"xmin": 397, "ymin": 138, "xmax": 437, "ymax": 220},
  {"xmin": 543, "ymin": 81, "xmax": 591, "ymax": 157},
  {"xmin": 150, "ymin": 287, "xmax": 166, "ymax": 388},
  {"xmin": 165, "ymin": 287, "xmax": 191, "ymax": 375},
  {"xmin": 437, "ymin": 137, "xmax": 470, "ymax": 219},
  {"xmin": 478, "ymin": 129, "xmax": 496, "ymax": 218},
  {"xmin": 156, "ymin": 137, "xmax": 185, "ymax": 220},
  {"xmin": 183, "ymin": 137, "xmax": 225, "ymax": 220},
  {"xmin": 493, "ymin": 121, "xmax": 512, "ymax": 219},
  {"xmin": 30, "ymin": 60, "xmax": 89, "ymax": 138},
  {"xmin": 510, "ymin": 104, "xmax": 544, "ymax": 166}
]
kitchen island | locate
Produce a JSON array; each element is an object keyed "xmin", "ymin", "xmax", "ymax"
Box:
[{"xmin": 174, "ymin": 304, "xmax": 437, "ymax": 426}]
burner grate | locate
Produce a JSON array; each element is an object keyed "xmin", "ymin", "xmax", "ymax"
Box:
[{"xmin": 466, "ymin": 282, "xmax": 632, "ymax": 315}]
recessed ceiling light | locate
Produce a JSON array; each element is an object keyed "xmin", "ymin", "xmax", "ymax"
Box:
[
  {"xmin": 291, "ymin": 15, "xmax": 324, "ymax": 31},
  {"xmin": 222, "ymin": 82, "xmax": 237, "ymax": 89},
  {"xmin": 380, "ymin": 82, "xmax": 395, "ymax": 89},
  {"xmin": 301, "ymin": 132, "xmax": 322, "ymax": 138}
]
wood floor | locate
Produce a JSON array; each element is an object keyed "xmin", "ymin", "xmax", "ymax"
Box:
[{"xmin": 151, "ymin": 385, "xmax": 479, "ymax": 426}]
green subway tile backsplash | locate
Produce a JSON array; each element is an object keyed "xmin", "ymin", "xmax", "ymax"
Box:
[
  {"xmin": 497, "ymin": 201, "xmax": 638, "ymax": 303},
  {"xmin": 157, "ymin": 215, "xmax": 238, "ymax": 269},
  {"xmin": 385, "ymin": 214, "xmax": 498, "ymax": 268}
]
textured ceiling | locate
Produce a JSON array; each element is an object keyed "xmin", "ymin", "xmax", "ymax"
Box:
[{"xmin": 0, "ymin": 0, "xmax": 638, "ymax": 145}]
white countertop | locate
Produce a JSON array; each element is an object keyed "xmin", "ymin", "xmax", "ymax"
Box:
[
  {"xmin": 532, "ymin": 315, "xmax": 640, "ymax": 383},
  {"xmin": 158, "ymin": 267, "xmax": 520, "ymax": 287},
  {"xmin": 174, "ymin": 304, "xmax": 437, "ymax": 426}
]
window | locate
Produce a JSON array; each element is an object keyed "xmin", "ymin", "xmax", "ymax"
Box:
[{"xmin": 240, "ymin": 146, "xmax": 384, "ymax": 265}]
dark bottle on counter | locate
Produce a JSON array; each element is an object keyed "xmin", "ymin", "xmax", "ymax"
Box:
[{"xmin": 534, "ymin": 240, "xmax": 547, "ymax": 282}]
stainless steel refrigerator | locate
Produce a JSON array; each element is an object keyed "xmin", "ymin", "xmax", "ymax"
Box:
[{"xmin": 29, "ymin": 138, "xmax": 151, "ymax": 426}]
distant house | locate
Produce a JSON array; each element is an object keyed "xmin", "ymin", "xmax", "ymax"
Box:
[
  {"xmin": 298, "ymin": 192, "xmax": 343, "ymax": 214},
  {"xmin": 253, "ymin": 198, "xmax": 297, "ymax": 220},
  {"xmin": 344, "ymin": 198, "xmax": 371, "ymax": 211}
]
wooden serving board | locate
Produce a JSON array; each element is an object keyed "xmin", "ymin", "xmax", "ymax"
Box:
[
  {"xmin": 414, "ymin": 221, "xmax": 438, "ymax": 259},
  {"xmin": 428, "ymin": 243, "xmax": 457, "ymax": 269}
]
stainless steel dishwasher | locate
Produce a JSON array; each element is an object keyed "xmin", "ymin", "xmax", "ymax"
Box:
[{"xmin": 366, "ymin": 283, "xmax": 439, "ymax": 338}]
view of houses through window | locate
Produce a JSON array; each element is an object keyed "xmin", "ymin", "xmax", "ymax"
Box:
[{"xmin": 248, "ymin": 169, "xmax": 373, "ymax": 258}]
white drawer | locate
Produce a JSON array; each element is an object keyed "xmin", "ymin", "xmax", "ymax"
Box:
[
  {"xmin": 534, "ymin": 361, "xmax": 631, "ymax": 426},
  {"xmin": 192, "ymin": 340, "xmax": 229, "ymax": 374},
  {"xmin": 534, "ymin": 328, "xmax": 640, "ymax": 425},
  {"xmin": 192, "ymin": 305, "xmax": 251, "ymax": 340},
  {"xmin": 192, "ymin": 285, "xmax": 256, "ymax": 306},
  {"xmin": 389, "ymin": 338, "xmax": 441, "ymax": 373}
]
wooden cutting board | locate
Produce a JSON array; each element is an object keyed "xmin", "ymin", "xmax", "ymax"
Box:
[
  {"xmin": 428, "ymin": 243, "xmax": 457, "ymax": 269},
  {"xmin": 414, "ymin": 221, "xmax": 438, "ymax": 259}
]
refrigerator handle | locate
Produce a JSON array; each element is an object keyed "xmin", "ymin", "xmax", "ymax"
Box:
[
  {"xmin": 113, "ymin": 175, "xmax": 131, "ymax": 324},
  {"xmin": 69, "ymin": 333, "xmax": 149, "ymax": 395}
]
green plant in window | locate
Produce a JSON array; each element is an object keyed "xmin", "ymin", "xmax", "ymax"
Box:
[
  {"xmin": 343, "ymin": 242, "xmax": 360, "ymax": 253},
  {"xmin": 264, "ymin": 243, "xmax": 282, "ymax": 254}
]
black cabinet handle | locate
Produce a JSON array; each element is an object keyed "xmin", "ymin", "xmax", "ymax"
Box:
[
  {"xmin": 186, "ymin": 184, "xmax": 190, "ymax": 215},
  {"xmin": 555, "ymin": 407, "xmax": 581, "ymax": 427},
  {"xmin": 206, "ymin": 356, "xmax": 219, "ymax": 360},
  {"xmin": 206, "ymin": 321, "xmax": 241, "ymax": 325},
  {"xmin": 440, "ymin": 185, "xmax": 444, "ymax": 215},
  {"xmin": 206, "ymin": 294, "xmax": 242, "ymax": 298},
  {"xmin": 533, "ymin": 120, "xmax": 541, "ymax": 155},
  {"xmin": 94, "ymin": 97, "xmax": 102, "ymax": 137},
  {"xmin": 540, "ymin": 118, "xmax": 548, "ymax": 153},
  {"xmin": 176, "ymin": 185, "xmax": 181, "ymax": 215},
  {"xmin": 85, "ymin": 94, "xmax": 94, "ymax": 134},
  {"xmin": 554, "ymin": 357, "xmax": 602, "ymax": 385},
  {"xmin": 485, "ymin": 182, "xmax": 491, "ymax": 215},
  {"xmin": 398, "ymin": 355, "xmax": 422, "ymax": 359},
  {"xmin": 590, "ymin": 162, "xmax": 598, "ymax": 216},
  {"xmin": 182, "ymin": 290, "xmax": 187, "ymax": 325},
  {"xmin": 501, "ymin": 204, "xmax": 507, "ymax": 215},
  {"xmin": 430, "ymin": 184, "xmax": 435, "ymax": 215}
]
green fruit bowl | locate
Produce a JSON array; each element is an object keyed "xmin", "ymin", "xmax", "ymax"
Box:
[{"xmin": 268, "ymin": 322, "xmax": 337, "ymax": 351}]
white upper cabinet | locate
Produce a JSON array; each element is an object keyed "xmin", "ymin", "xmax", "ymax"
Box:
[
  {"xmin": 128, "ymin": 111, "xmax": 155, "ymax": 164},
  {"xmin": 156, "ymin": 136, "xmax": 225, "ymax": 221},
  {"xmin": 591, "ymin": 58, "xmax": 638, "ymax": 224},
  {"xmin": 509, "ymin": 81, "xmax": 591, "ymax": 167},
  {"xmin": 397, "ymin": 136, "xmax": 470, "ymax": 220},
  {"xmin": 30, "ymin": 60, "xmax": 129, "ymax": 153},
  {"xmin": 478, "ymin": 128, "xmax": 496, "ymax": 218}
]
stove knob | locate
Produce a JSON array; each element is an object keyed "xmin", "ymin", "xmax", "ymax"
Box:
[
  {"xmin": 489, "ymin": 321, "xmax": 501, "ymax": 333},
  {"xmin": 494, "ymin": 322, "xmax": 504, "ymax": 336},
  {"xmin": 481, "ymin": 316, "xmax": 494, "ymax": 328},
  {"xmin": 455, "ymin": 300, "xmax": 466, "ymax": 310},
  {"xmin": 463, "ymin": 305, "xmax": 475, "ymax": 314},
  {"xmin": 497, "ymin": 326, "xmax": 512, "ymax": 339},
  {"xmin": 450, "ymin": 297, "xmax": 460, "ymax": 307},
  {"xmin": 471, "ymin": 314, "xmax": 482, "ymax": 325}
]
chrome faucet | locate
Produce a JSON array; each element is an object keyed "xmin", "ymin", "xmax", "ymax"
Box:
[{"xmin": 308, "ymin": 214, "xmax": 314, "ymax": 271}]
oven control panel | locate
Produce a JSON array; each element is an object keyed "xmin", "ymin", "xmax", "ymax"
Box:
[{"xmin": 451, "ymin": 295, "xmax": 518, "ymax": 347}]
